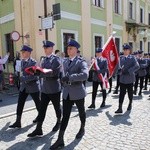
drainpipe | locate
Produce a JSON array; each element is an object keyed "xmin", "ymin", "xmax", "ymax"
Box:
[{"xmin": 44, "ymin": 0, "xmax": 48, "ymax": 40}]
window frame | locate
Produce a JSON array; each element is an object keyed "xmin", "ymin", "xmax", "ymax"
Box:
[
  {"xmin": 114, "ymin": 0, "xmax": 122, "ymax": 15},
  {"xmin": 140, "ymin": 7, "xmax": 144, "ymax": 24},
  {"xmin": 129, "ymin": 0, "xmax": 135, "ymax": 20},
  {"xmin": 61, "ymin": 29, "xmax": 78, "ymax": 53},
  {"xmin": 148, "ymin": 41, "xmax": 150, "ymax": 53},
  {"xmin": 148, "ymin": 13, "xmax": 150, "ymax": 25},
  {"xmin": 93, "ymin": 33, "xmax": 104, "ymax": 56},
  {"xmin": 140, "ymin": 40, "xmax": 143, "ymax": 51},
  {"xmin": 92, "ymin": 0, "xmax": 104, "ymax": 8},
  {"xmin": 115, "ymin": 36, "xmax": 122, "ymax": 53}
]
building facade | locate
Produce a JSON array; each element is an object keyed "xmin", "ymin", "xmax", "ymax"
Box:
[{"xmin": 0, "ymin": 0, "xmax": 150, "ymax": 72}]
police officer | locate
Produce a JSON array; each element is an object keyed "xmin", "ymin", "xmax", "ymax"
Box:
[
  {"xmin": 113, "ymin": 52, "xmax": 124, "ymax": 94},
  {"xmin": 27, "ymin": 40, "xmax": 62, "ymax": 137},
  {"xmin": 115, "ymin": 44, "xmax": 139, "ymax": 113},
  {"xmin": 50, "ymin": 40, "xmax": 88, "ymax": 149},
  {"xmin": 143, "ymin": 53, "xmax": 150, "ymax": 90},
  {"xmin": 133, "ymin": 50, "xmax": 147, "ymax": 96},
  {"xmin": 9, "ymin": 45, "xmax": 40, "ymax": 128},
  {"xmin": 88, "ymin": 48, "xmax": 108, "ymax": 109}
]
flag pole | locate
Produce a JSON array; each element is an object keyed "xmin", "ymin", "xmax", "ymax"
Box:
[{"xmin": 88, "ymin": 58, "xmax": 95, "ymax": 71}]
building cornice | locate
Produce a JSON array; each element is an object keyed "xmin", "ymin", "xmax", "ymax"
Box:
[{"xmin": 0, "ymin": 13, "xmax": 15, "ymax": 24}]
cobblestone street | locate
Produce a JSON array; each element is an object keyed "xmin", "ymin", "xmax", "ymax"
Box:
[{"xmin": 0, "ymin": 84, "xmax": 150, "ymax": 150}]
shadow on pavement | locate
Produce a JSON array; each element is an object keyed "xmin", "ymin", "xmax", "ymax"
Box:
[
  {"xmin": 0, "ymin": 92, "xmax": 32, "ymax": 108},
  {"xmin": 143, "ymin": 90, "xmax": 150, "ymax": 95},
  {"xmin": 111, "ymin": 94, "xmax": 119, "ymax": 99},
  {"xmin": 105, "ymin": 111, "xmax": 132, "ymax": 126},
  {"xmin": 85, "ymin": 108, "xmax": 103, "ymax": 118},
  {"xmin": 0, "ymin": 122, "xmax": 35, "ymax": 142},
  {"xmin": 6, "ymin": 131, "xmax": 55, "ymax": 150},
  {"xmin": 72, "ymin": 105, "xmax": 112, "ymax": 119},
  {"xmin": 64, "ymin": 138, "xmax": 82, "ymax": 150},
  {"xmin": 133, "ymin": 95, "xmax": 143, "ymax": 100}
]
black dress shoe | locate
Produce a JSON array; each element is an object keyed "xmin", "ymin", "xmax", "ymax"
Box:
[
  {"xmin": 133, "ymin": 91, "xmax": 137, "ymax": 95},
  {"xmin": 113, "ymin": 90, "xmax": 118, "ymax": 94},
  {"xmin": 115, "ymin": 108, "xmax": 123, "ymax": 114},
  {"xmin": 100, "ymin": 102, "xmax": 105, "ymax": 108},
  {"xmin": 138, "ymin": 92, "xmax": 142, "ymax": 96},
  {"xmin": 9, "ymin": 122, "xmax": 21, "ymax": 128},
  {"xmin": 27, "ymin": 128, "xmax": 43, "ymax": 137},
  {"xmin": 76, "ymin": 128, "xmax": 85, "ymax": 139},
  {"xmin": 52, "ymin": 122, "xmax": 61, "ymax": 132},
  {"xmin": 88, "ymin": 104, "xmax": 95, "ymax": 109},
  {"xmin": 127, "ymin": 104, "xmax": 132, "ymax": 111},
  {"xmin": 33, "ymin": 117, "xmax": 38, "ymax": 123},
  {"xmin": 50, "ymin": 139, "xmax": 64, "ymax": 149},
  {"xmin": 108, "ymin": 89, "xmax": 111, "ymax": 93}
]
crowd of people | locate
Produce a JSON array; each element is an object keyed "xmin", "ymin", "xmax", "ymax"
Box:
[{"xmin": 1, "ymin": 39, "xmax": 149, "ymax": 149}]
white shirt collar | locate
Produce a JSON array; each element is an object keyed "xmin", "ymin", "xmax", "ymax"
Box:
[
  {"xmin": 46, "ymin": 53, "xmax": 54, "ymax": 58},
  {"xmin": 69, "ymin": 56, "xmax": 76, "ymax": 61},
  {"xmin": 23, "ymin": 58, "xmax": 30, "ymax": 61}
]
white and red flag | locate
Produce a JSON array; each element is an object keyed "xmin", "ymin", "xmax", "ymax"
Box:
[
  {"xmin": 102, "ymin": 35, "xmax": 119, "ymax": 78},
  {"xmin": 92, "ymin": 59, "xmax": 109, "ymax": 89}
]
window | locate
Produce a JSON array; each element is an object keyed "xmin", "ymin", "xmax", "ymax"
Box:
[
  {"xmin": 92, "ymin": 0, "xmax": 104, "ymax": 8},
  {"xmin": 129, "ymin": 2, "xmax": 133, "ymax": 19},
  {"xmin": 115, "ymin": 38, "xmax": 120, "ymax": 53},
  {"xmin": 148, "ymin": 42, "xmax": 150, "ymax": 53},
  {"xmin": 140, "ymin": 41, "xmax": 143, "ymax": 51},
  {"xmin": 148, "ymin": 13, "xmax": 150, "ymax": 25},
  {"xmin": 114, "ymin": 0, "xmax": 119, "ymax": 14},
  {"xmin": 63, "ymin": 33, "xmax": 75, "ymax": 57},
  {"xmin": 129, "ymin": 42, "xmax": 133, "ymax": 49},
  {"xmin": 114, "ymin": 0, "xmax": 121, "ymax": 14},
  {"xmin": 5, "ymin": 33, "xmax": 14, "ymax": 62},
  {"xmin": 95, "ymin": 36, "xmax": 102, "ymax": 50},
  {"xmin": 140, "ymin": 8, "xmax": 144, "ymax": 23}
]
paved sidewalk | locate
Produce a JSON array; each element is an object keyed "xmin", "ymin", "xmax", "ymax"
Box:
[
  {"xmin": 0, "ymin": 84, "xmax": 150, "ymax": 150},
  {"xmin": 0, "ymin": 86, "xmax": 34, "ymax": 117}
]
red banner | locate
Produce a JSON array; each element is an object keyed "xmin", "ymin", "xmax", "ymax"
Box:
[
  {"xmin": 25, "ymin": 66, "xmax": 52, "ymax": 75},
  {"xmin": 93, "ymin": 59, "xmax": 109, "ymax": 89},
  {"xmin": 102, "ymin": 36, "xmax": 119, "ymax": 78}
]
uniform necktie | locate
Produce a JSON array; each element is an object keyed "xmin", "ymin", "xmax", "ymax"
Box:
[{"xmin": 69, "ymin": 60, "xmax": 72, "ymax": 66}]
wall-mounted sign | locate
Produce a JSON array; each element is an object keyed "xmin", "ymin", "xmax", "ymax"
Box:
[
  {"xmin": 11, "ymin": 31, "xmax": 20, "ymax": 41},
  {"xmin": 41, "ymin": 16, "xmax": 53, "ymax": 30}
]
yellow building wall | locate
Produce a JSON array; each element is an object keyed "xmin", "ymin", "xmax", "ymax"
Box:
[{"xmin": 81, "ymin": 0, "xmax": 91, "ymax": 59}]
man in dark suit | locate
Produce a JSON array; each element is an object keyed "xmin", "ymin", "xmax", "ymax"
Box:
[
  {"xmin": 9, "ymin": 45, "xmax": 40, "ymax": 128},
  {"xmin": 50, "ymin": 39, "xmax": 88, "ymax": 149},
  {"xmin": 27, "ymin": 40, "xmax": 62, "ymax": 137},
  {"xmin": 88, "ymin": 48, "xmax": 108, "ymax": 109},
  {"xmin": 115, "ymin": 44, "xmax": 140, "ymax": 113}
]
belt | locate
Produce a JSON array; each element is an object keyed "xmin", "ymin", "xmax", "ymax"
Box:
[
  {"xmin": 24, "ymin": 80, "xmax": 37, "ymax": 84},
  {"xmin": 65, "ymin": 81, "xmax": 82, "ymax": 85},
  {"xmin": 43, "ymin": 77, "xmax": 59, "ymax": 81}
]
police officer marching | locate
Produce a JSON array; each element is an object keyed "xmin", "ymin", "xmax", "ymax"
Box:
[
  {"xmin": 115, "ymin": 44, "xmax": 140, "ymax": 114},
  {"xmin": 144, "ymin": 53, "xmax": 150, "ymax": 90},
  {"xmin": 143, "ymin": 53, "xmax": 150, "ymax": 90},
  {"xmin": 9, "ymin": 45, "xmax": 41, "ymax": 128},
  {"xmin": 113, "ymin": 52, "xmax": 124, "ymax": 94},
  {"xmin": 50, "ymin": 39, "xmax": 89, "ymax": 149},
  {"xmin": 134, "ymin": 50, "xmax": 147, "ymax": 96},
  {"xmin": 88, "ymin": 48, "xmax": 108, "ymax": 109},
  {"xmin": 27, "ymin": 40, "xmax": 62, "ymax": 137}
]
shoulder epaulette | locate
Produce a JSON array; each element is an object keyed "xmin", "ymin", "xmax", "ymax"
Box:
[{"xmin": 30, "ymin": 58, "xmax": 37, "ymax": 63}]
